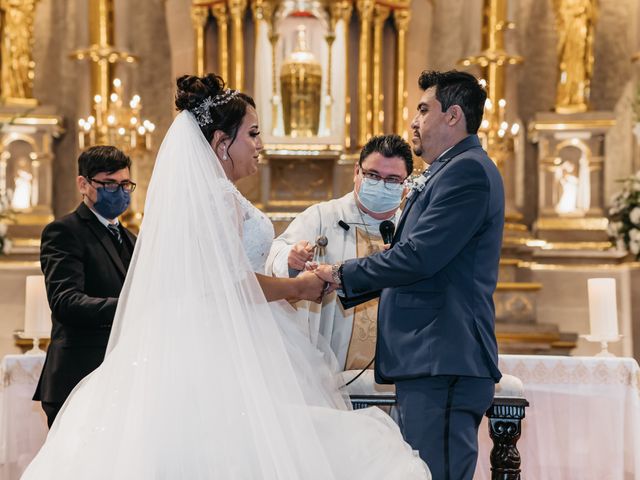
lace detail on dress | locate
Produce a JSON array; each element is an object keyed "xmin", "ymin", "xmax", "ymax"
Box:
[{"xmin": 218, "ymin": 178, "xmax": 275, "ymax": 273}]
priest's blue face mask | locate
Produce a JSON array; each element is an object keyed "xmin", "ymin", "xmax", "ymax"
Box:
[{"xmin": 356, "ymin": 171, "xmax": 405, "ymax": 214}]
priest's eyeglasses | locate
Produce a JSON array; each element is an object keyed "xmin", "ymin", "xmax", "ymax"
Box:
[
  {"xmin": 359, "ymin": 168, "xmax": 405, "ymax": 189},
  {"xmin": 87, "ymin": 177, "xmax": 137, "ymax": 193}
]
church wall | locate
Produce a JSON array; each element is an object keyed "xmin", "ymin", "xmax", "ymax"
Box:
[{"xmin": 32, "ymin": 0, "xmax": 88, "ymax": 218}]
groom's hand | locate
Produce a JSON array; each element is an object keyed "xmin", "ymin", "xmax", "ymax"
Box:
[
  {"xmin": 313, "ymin": 264, "xmax": 334, "ymax": 284},
  {"xmin": 313, "ymin": 264, "xmax": 341, "ymax": 295}
]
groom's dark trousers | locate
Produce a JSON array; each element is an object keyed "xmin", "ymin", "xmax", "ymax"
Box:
[
  {"xmin": 340, "ymin": 135, "xmax": 505, "ymax": 479},
  {"xmin": 395, "ymin": 376, "xmax": 494, "ymax": 479}
]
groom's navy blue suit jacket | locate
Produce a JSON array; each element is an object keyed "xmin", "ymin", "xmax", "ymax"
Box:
[{"xmin": 341, "ymin": 135, "xmax": 504, "ymax": 384}]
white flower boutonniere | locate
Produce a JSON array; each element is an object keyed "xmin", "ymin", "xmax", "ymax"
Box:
[{"xmin": 406, "ymin": 172, "xmax": 429, "ymax": 198}]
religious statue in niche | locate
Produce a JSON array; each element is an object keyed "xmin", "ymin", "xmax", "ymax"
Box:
[
  {"xmin": 552, "ymin": 0, "xmax": 597, "ymax": 113},
  {"xmin": 553, "ymin": 153, "xmax": 591, "ymax": 215},
  {"xmin": 10, "ymin": 168, "xmax": 33, "ymax": 210}
]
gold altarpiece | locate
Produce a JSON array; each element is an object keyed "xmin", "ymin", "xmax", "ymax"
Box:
[
  {"xmin": 191, "ymin": 0, "xmax": 411, "ymax": 228},
  {"xmin": 0, "ymin": 0, "xmax": 63, "ymax": 254},
  {"xmin": 529, "ymin": 0, "xmax": 615, "ymax": 252}
]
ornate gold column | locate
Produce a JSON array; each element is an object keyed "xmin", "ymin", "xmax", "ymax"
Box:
[
  {"xmin": 324, "ymin": 26, "xmax": 336, "ymax": 133},
  {"xmin": 0, "ymin": 0, "xmax": 40, "ymax": 105},
  {"xmin": 356, "ymin": 0, "xmax": 374, "ymax": 147},
  {"xmin": 268, "ymin": 29, "xmax": 279, "ymax": 134},
  {"xmin": 459, "ymin": 0, "xmax": 522, "ymax": 175},
  {"xmin": 191, "ymin": 4, "xmax": 210, "ymax": 77},
  {"xmin": 393, "ymin": 8, "xmax": 410, "ymax": 139},
  {"xmin": 484, "ymin": 0, "xmax": 508, "ymax": 114},
  {"xmin": 90, "ymin": 0, "xmax": 115, "ymax": 111},
  {"xmin": 251, "ymin": 0, "xmax": 276, "ymax": 131},
  {"xmin": 331, "ymin": 1, "xmax": 353, "ymax": 149},
  {"xmin": 72, "ymin": 0, "xmax": 136, "ymax": 143},
  {"xmin": 211, "ymin": 3, "xmax": 229, "ymax": 80},
  {"xmin": 228, "ymin": 0, "xmax": 247, "ymax": 90},
  {"xmin": 372, "ymin": 4, "xmax": 390, "ymax": 136}
]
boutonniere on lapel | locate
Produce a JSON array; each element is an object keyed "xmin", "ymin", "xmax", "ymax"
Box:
[{"xmin": 405, "ymin": 169, "xmax": 430, "ymax": 199}]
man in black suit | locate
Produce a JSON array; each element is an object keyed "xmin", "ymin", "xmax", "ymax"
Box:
[{"xmin": 34, "ymin": 145, "xmax": 137, "ymax": 427}]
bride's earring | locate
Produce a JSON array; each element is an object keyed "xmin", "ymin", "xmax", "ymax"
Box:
[{"xmin": 222, "ymin": 146, "xmax": 228, "ymax": 161}]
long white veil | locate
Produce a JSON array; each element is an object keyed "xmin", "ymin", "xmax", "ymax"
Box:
[{"xmin": 22, "ymin": 112, "xmax": 428, "ymax": 479}]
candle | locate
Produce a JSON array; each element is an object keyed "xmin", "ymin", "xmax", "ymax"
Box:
[
  {"xmin": 587, "ymin": 278, "xmax": 619, "ymax": 340},
  {"xmin": 24, "ymin": 275, "xmax": 51, "ymax": 338}
]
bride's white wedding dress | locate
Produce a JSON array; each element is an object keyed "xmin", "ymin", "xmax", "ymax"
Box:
[{"xmin": 22, "ymin": 112, "xmax": 430, "ymax": 479}]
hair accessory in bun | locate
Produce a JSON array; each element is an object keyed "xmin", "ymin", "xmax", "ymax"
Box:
[{"xmin": 192, "ymin": 89, "xmax": 239, "ymax": 126}]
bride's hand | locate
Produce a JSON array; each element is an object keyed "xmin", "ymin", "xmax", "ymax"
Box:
[{"xmin": 293, "ymin": 270, "xmax": 326, "ymax": 304}]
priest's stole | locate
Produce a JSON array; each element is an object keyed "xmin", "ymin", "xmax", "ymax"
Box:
[{"xmin": 344, "ymin": 227, "xmax": 385, "ymax": 370}]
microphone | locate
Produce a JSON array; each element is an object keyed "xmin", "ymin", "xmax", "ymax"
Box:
[
  {"xmin": 379, "ymin": 220, "xmax": 395, "ymax": 245},
  {"xmin": 338, "ymin": 220, "xmax": 350, "ymax": 232}
]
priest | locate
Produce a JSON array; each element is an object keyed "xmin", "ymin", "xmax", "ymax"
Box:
[{"xmin": 265, "ymin": 134, "xmax": 413, "ymax": 371}]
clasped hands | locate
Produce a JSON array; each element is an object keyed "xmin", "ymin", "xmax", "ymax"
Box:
[
  {"xmin": 289, "ymin": 238, "xmax": 390, "ymax": 304},
  {"xmin": 288, "ymin": 240, "xmax": 339, "ymax": 304}
]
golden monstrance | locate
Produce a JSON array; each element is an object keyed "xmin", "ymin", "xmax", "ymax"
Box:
[{"xmin": 280, "ymin": 25, "xmax": 322, "ymax": 138}]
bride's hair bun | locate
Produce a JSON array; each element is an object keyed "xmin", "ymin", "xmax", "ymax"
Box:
[
  {"xmin": 175, "ymin": 74, "xmax": 225, "ymax": 112},
  {"xmin": 173, "ymin": 73, "xmax": 256, "ymax": 149}
]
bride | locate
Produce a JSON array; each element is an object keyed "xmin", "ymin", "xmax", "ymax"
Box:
[{"xmin": 22, "ymin": 74, "xmax": 430, "ymax": 479}]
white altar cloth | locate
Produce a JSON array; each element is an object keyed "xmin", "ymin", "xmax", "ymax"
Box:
[
  {"xmin": 0, "ymin": 354, "xmax": 47, "ymax": 480},
  {"xmin": 475, "ymin": 354, "xmax": 640, "ymax": 479}
]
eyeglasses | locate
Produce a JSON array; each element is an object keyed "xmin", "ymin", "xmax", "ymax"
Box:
[
  {"xmin": 87, "ymin": 177, "xmax": 137, "ymax": 193},
  {"xmin": 359, "ymin": 168, "xmax": 406, "ymax": 189}
]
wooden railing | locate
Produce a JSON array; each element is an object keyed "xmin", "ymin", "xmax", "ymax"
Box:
[{"xmin": 349, "ymin": 394, "xmax": 529, "ymax": 479}]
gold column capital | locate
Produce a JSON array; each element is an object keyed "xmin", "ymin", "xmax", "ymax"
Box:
[
  {"xmin": 210, "ymin": 2, "xmax": 227, "ymax": 20},
  {"xmin": 373, "ymin": 4, "xmax": 390, "ymax": 24},
  {"xmin": 331, "ymin": 0, "xmax": 353, "ymax": 23},
  {"xmin": 393, "ymin": 7, "xmax": 411, "ymax": 31},
  {"xmin": 190, "ymin": 4, "xmax": 210, "ymax": 27},
  {"xmin": 356, "ymin": 0, "xmax": 375, "ymax": 19},
  {"xmin": 228, "ymin": 0, "xmax": 248, "ymax": 17},
  {"xmin": 251, "ymin": 0, "xmax": 274, "ymax": 22}
]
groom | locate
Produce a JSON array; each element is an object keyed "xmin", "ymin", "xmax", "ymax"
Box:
[{"xmin": 317, "ymin": 70, "xmax": 504, "ymax": 479}]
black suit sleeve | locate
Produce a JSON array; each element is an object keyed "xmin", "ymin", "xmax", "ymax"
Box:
[{"xmin": 40, "ymin": 221, "xmax": 117, "ymax": 328}]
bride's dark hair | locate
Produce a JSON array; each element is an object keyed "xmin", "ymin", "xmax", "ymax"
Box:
[{"xmin": 175, "ymin": 74, "xmax": 256, "ymax": 152}]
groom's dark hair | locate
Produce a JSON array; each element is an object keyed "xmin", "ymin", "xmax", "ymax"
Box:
[
  {"xmin": 359, "ymin": 135, "xmax": 413, "ymax": 176},
  {"xmin": 78, "ymin": 145, "xmax": 131, "ymax": 178},
  {"xmin": 418, "ymin": 70, "xmax": 487, "ymax": 134}
]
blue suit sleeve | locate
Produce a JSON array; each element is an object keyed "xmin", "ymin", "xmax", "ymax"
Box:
[{"xmin": 341, "ymin": 158, "xmax": 490, "ymax": 296}]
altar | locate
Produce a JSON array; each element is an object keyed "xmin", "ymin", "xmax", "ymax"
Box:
[
  {"xmin": 0, "ymin": 354, "xmax": 47, "ymax": 480},
  {"xmin": 475, "ymin": 355, "xmax": 640, "ymax": 479}
]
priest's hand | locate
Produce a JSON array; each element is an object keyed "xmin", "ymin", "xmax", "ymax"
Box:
[{"xmin": 288, "ymin": 240, "xmax": 315, "ymax": 271}]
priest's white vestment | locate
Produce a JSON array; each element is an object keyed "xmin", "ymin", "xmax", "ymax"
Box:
[{"xmin": 266, "ymin": 192, "xmax": 400, "ymax": 369}]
